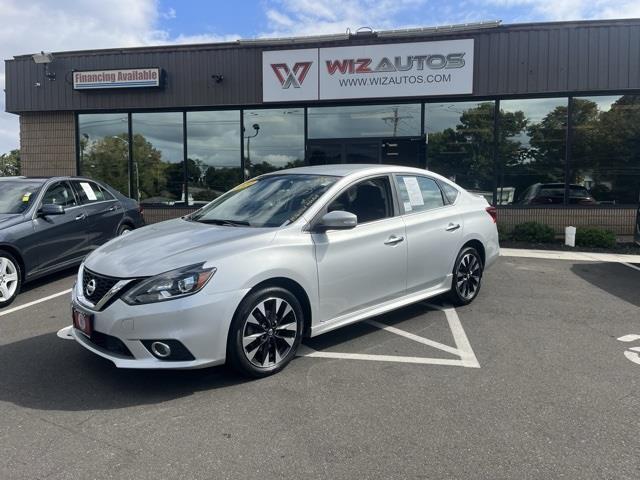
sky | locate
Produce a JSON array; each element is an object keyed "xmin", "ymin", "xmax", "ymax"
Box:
[{"xmin": 1, "ymin": 0, "xmax": 640, "ymax": 154}]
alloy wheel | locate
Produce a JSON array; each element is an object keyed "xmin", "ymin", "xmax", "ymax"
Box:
[
  {"xmin": 0, "ymin": 257, "xmax": 19, "ymax": 303},
  {"xmin": 455, "ymin": 253, "xmax": 482, "ymax": 301},
  {"xmin": 242, "ymin": 297, "xmax": 298, "ymax": 368}
]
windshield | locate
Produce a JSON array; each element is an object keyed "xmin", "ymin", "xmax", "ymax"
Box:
[
  {"xmin": 190, "ymin": 174, "xmax": 338, "ymax": 227},
  {"xmin": 0, "ymin": 181, "xmax": 43, "ymax": 214}
]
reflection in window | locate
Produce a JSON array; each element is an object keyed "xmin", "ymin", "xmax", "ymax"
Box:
[
  {"xmin": 308, "ymin": 104, "xmax": 421, "ymax": 139},
  {"xmin": 425, "ymin": 102, "xmax": 494, "ymax": 195},
  {"xmin": 243, "ymin": 109, "xmax": 305, "ymax": 177},
  {"xmin": 131, "ymin": 112, "xmax": 184, "ymax": 204},
  {"xmin": 78, "ymin": 113, "xmax": 130, "ymax": 196},
  {"xmin": 498, "ymin": 98, "xmax": 567, "ymax": 205},
  {"xmin": 571, "ymin": 95, "xmax": 640, "ymax": 205},
  {"xmin": 187, "ymin": 111, "xmax": 242, "ymax": 204}
]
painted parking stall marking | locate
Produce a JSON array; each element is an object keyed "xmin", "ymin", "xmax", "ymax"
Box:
[
  {"xmin": 298, "ymin": 303, "xmax": 480, "ymax": 368},
  {"xmin": 0, "ymin": 288, "xmax": 72, "ymax": 317},
  {"xmin": 617, "ymin": 334, "xmax": 640, "ymax": 366}
]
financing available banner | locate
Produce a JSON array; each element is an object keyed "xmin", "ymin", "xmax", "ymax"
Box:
[{"xmin": 262, "ymin": 39, "xmax": 474, "ymax": 102}]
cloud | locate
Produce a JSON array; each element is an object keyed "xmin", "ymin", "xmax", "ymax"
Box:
[
  {"xmin": 0, "ymin": 0, "xmax": 239, "ymax": 154},
  {"xmin": 262, "ymin": 0, "xmax": 430, "ymax": 37},
  {"xmin": 477, "ymin": 0, "xmax": 640, "ymax": 22}
]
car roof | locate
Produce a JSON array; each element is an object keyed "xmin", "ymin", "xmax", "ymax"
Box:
[
  {"xmin": 0, "ymin": 176, "xmax": 97, "ymax": 183},
  {"xmin": 263, "ymin": 164, "xmax": 441, "ymax": 179}
]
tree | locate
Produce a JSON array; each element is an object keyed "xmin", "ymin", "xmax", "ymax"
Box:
[{"xmin": 0, "ymin": 150, "xmax": 21, "ymax": 176}]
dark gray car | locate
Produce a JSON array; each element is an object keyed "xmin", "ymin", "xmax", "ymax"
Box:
[{"xmin": 0, "ymin": 176, "xmax": 144, "ymax": 307}]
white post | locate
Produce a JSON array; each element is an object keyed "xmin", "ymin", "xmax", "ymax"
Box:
[{"xmin": 565, "ymin": 226, "xmax": 576, "ymax": 247}]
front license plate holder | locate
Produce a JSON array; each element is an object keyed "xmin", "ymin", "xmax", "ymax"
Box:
[{"xmin": 72, "ymin": 307, "xmax": 93, "ymax": 337}]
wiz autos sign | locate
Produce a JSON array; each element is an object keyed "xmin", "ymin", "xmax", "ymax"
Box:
[
  {"xmin": 262, "ymin": 39, "xmax": 473, "ymax": 102},
  {"xmin": 73, "ymin": 68, "xmax": 161, "ymax": 90}
]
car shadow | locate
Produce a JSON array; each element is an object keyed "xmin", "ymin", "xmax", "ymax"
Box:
[
  {"xmin": 0, "ymin": 332, "xmax": 248, "ymax": 412},
  {"xmin": 0, "ymin": 298, "xmax": 450, "ymax": 412},
  {"xmin": 570, "ymin": 262, "xmax": 640, "ymax": 307}
]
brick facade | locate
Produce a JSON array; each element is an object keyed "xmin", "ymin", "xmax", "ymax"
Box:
[{"xmin": 20, "ymin": 112, "xmax": 75, "ymax": 177}]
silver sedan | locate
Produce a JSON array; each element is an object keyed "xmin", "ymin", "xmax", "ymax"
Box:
[{"xmin": 64, "ymin": 165, "xmax": 499, "ymax": 377}]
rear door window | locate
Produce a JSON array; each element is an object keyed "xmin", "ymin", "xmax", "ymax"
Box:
[
  {"xmin": 395, "ymin": 175, "xmax": 445, "ymax": 213},
  {"xmin": 72, "ymin": 181, "xmax": 108, "ymax": 204}
]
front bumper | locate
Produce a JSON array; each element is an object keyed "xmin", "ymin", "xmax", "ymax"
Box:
[{"xmin": 69, "ymin": 284, "xmax": 249, "ymax": 369}]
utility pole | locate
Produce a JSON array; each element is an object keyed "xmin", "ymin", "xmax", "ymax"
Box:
[{"xmin": 381, "ymin": 107, "xmax": 413, "ymax": 137}]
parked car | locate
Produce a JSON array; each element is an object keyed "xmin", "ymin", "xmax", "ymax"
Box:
[
  {"xmin": 0, "ymin": 176, "xmax": 144, "ymax": 307},
  {"xmin": 519, "ymin": 183, "xmax": 597, "ymax": 205},
  {"xmin": 65, "ymin": 165, "xmax": 499, "ymax": 377}
]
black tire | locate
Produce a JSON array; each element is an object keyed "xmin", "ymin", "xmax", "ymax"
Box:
[
  {"xmin": 448, "ymin": 246, "xmax": 484, "ymax": 306},
  {"xmin": 227, "ymin": 286, "xmax": 304, "ymax": 378},
  {"xmin": 0, "ymin": 250, "xmax": 22, "ymax": 309},
  {"xmin": 117, "ymin": 224, "xmax": 133, "ymax": 236}
]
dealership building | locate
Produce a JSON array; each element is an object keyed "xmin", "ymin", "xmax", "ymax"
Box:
[{"xmin": 4, "ymin": 18, "xmax": 640, "ymax": 235}]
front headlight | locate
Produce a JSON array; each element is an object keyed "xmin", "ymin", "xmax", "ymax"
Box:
[{"xmin": 122, "ymin": 263, "xmax": 216, "ymax": 305}]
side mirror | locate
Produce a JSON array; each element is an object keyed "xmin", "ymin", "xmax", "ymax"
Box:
[
  {"xmin": 40, "ymin": 204, "xmax": 65, "ymax": 216},
  {"xmin": 314, "ymin": 210, "xmax": 357, "ymax": 232}
]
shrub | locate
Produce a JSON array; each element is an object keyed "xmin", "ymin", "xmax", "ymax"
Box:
[
  {"xmin": 575, "ymin": 227, "xmax": 616, "ymax": 248},
  {"xmin": 510, "ymin": 222, "xmax": 555, "ymax": 243},
  {"xmin": 497, "ymin": 223, "xmax": 511, "ymax": 241}
]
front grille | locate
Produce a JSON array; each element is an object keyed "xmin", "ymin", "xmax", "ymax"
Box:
[
  {"xmin": 89, "ymin": 331, "xmax": 134, "ymax": 358},
  {"xmin": 82, "ymin": 268, "xmax": 119, "ymax": 305}
]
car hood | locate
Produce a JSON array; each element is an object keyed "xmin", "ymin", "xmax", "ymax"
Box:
[
  {"xmin": 0, "ymin": 214, "xmax": 24, "ymax": 230},
  {"xmin": 84, "ymin": 218, "xmax": 278, "ymax": 278}
]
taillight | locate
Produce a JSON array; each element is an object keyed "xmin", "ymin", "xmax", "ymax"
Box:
[
  {"xmin": 138, "ymin": 205, "xmax": 144, "ymax": 217},
  {"xmin": 485, "ymin": 206, "xmax": 497, "ymax": 223}
]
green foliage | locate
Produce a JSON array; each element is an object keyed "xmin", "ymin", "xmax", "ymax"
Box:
[
  {"xmin": 575, "ymin": 227, "xmax": 616, "ymax": 248},
  {"xmin": 510, "ymin": 222, "xmax": 555, "ymax": 243},
  {"xmin": 497, "ymin": 223, "xmax": 511, "ymax": 240},
  {"xmin": 0, "ymin": 149, "xmax": 21, "ymax": 176}
]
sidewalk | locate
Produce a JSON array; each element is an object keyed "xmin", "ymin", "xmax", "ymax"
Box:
[{"xmin": 500, "ymin": 248, "xmax": 640, "ymax": 269}]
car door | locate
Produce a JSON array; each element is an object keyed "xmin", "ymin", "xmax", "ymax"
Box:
[
  {"xmin": 30, "ymin": 181, "xmax": 88, "ymax": 273},
  {"xmin": 312, "ymin": 175, "xmax": 407, "ymax": 323},
  {"xmin": 394, "ymin": 174, "xmax": 463, "ymax": 293},
  {"xmin": 71, "ymin": 180, "xmax": 123, "ymax": 249}
]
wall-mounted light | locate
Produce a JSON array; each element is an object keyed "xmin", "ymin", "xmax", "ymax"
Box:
[
  {"xmin": 32, "ymin": 51, "xmax": 56, "ymax": 81},
  {"xmin": 211, "ymin": 74, "xmax": 224, "ymax": 83}
]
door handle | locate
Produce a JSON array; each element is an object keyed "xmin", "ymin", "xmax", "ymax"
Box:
[
  {"xmin": 75, "ymin": 213, "xmax": 86, "ymax": 221},
  {"xmin": 105, "ymin": 205, "xmax": 117, "ymax": 212},
  {"xmin": 445, "ymin": 223, "xmax": 460, "ymax": 232},
  {"xmin": 384, "ymin": 235, "xmax": 405, "ymax": 245}
]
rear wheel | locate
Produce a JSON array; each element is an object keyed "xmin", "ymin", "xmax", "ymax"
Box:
[
  {"xmin": 448, "ymin": 246, "xmax": 483, "ymax": 306},
  {"xmin": 117, "ymin": 224, "xmax": 133, "ymax": 236},
  {"xmin": 0, "ymin": 251, "xmax": 21, "ymax": 308},
  {"xmin": 227, "ymin": 286, "xmax": 303, "ymax": 378}
]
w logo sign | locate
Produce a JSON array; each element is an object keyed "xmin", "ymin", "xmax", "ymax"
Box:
[{"xmin": 270, "ymin": 62, "xmax": 313, "ymax": 89}]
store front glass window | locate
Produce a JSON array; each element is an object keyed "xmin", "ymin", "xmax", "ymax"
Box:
[
  {"xmin": 308, "ymin": 104, "xmax": 421, "ymax": 139},
  {"xmin": 425, "ymin": 101, "xmax": 495, "ymax": 196},
  {"xmin": 571, "ymin": 95, "xmax": 640, "ymax": 205},
  {"xmin": 78, "ymin": 113, "xmax": 130, "ymax": 196},
  {"xmin": 187, "ymin": 110, "xmax": 242, "ymax": 205},
  {"xmin": 131, "ymin": 112, "xmax": 184, "ymax": 205},
  {"xmin": 243, "ymin": 108, "xmax": 305, "ymax": 177},
  {"xmin": 497, "ymin": 98, "xmax": 567, "ymax": 205}
]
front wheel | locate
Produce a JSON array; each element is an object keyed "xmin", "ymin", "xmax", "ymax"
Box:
[
  {"xmin": 0, "ymin": 251, "xmax": 21, "ymax": 308},
  {"xmin": 227, "ymin": 286, "xmax": 303, "ymax": 378},
  {"xmin": 448, "ymin": 246, "xmax": 483, "ymax": 306}
]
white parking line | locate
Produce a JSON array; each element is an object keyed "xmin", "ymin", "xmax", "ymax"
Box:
[
  {"xmin": 298, "ymin": 303, "xmax": 480, "ymax": 368},
  {"xmin": 0, "ymin": 289, "xmax": 72, "ymax": 317},
  {"xmin": 500, "ymin": 248, "xmax": 640, "ymax": 264}
]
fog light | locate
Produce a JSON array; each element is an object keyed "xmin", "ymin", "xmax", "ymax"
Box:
[{"xmin": 150, "ymin": 341, "xmax": 171, "ymax": 358}]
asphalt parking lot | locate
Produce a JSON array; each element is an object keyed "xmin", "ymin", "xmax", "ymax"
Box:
[{"xmin": 0, "ymin": 256, "xmax": 638, "ymax": 480}]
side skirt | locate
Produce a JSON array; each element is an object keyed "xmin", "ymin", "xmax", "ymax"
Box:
[{"xmin": 310, "ymin": 277, "xmax": 452, "ymax": 338}]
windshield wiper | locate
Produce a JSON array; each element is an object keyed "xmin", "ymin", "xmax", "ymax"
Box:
[{"xmin": 196, "ymin": 218, "xmax": 251, "ymax": 227}]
